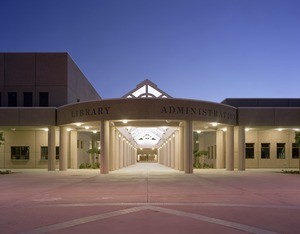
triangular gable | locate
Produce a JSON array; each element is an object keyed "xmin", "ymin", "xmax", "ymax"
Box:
[{"xmin": 122, "ymin": 79, "xmax": 172, "ymax": 98}]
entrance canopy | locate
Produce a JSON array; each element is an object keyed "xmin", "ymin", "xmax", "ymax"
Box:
[{"xmin": 57, "ymin": 80, "xmax": 236, "ymax": 150}]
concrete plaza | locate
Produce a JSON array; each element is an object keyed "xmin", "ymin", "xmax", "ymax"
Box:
[{"xmin": 0, "ymin": 164, "xmax": 300, "ymax": 233}]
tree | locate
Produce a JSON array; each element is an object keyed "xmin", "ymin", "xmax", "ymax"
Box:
[
  {"xmin": 193, "ymin": 150, "xmax": 209, "ymax": 168},
  {"xmin": 87, "ymin": 147, "xmax": 100, "ymax": 164},
  {"xmin": 294, "ymin": 131, "xmax": 300, "ymax": 172}
]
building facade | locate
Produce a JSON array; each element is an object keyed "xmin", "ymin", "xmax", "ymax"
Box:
[{"xmin": 0, "ymin": 53, "xmax": 299, "ymax": 173}]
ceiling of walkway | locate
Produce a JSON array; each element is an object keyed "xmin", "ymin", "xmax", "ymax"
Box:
[{"xmin": 118, "ymin": 125, "xmax": 177, "ymax": 148}]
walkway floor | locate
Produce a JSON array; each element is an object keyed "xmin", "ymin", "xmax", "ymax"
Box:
[{"xmin": 0, "ymin": 163, "xmax": 300, "ymax": 233}]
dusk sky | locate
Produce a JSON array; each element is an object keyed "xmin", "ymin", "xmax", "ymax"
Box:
[{"xmin": 1, "ymin": 0, "xmax": 299, "ymax": 102}]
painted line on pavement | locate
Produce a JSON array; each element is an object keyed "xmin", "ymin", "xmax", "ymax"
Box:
[
  {"xmin": 148, "ymin": 205, "xmax": 279, "ymax": 234},
  {"xmin": 22, "ymin": 204, "xmax": 281, "ymax": 234},
  {"xmin": 21, "ymin": 206, "xmax": 148, "ymax": 234}
]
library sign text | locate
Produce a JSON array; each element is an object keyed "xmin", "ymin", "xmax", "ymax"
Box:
[
  {"xmin": 160, "ymin": 105, "xmax": 236, "ymax": 121},
  {"xmin": 71, "ymin": 107, "xmax": 111, "ymax": 118}
]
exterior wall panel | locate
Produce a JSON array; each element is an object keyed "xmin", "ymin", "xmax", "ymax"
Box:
[
  {"xmin": 4, "ymin": 53, "xmax": 36, "ymax": 86},
  {"xmin": 35, "ymin": 86, "xmax": 67, "ymax": 107},
  {"xmin": 239, "ymin": 107, "xmax": 300, "ymax": 126},
  {"xmin": 0, "ymin": 53, "xmax": 4, "ymax": 87},
  {"xmin": 67, "ymin": 55, "xmax": 101, "ymax": 103},
  {"xmin": 0, "ymin": 108, "xmax": 56, "ymax": 126},
  {"xmin": 36, "ymin": 53, "xmax": 67, "ymax": 86}
]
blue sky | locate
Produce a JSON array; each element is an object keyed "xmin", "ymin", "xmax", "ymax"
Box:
[{"xmin": 1, "ymin": 0, "xmax": 299, "ymax": 102}]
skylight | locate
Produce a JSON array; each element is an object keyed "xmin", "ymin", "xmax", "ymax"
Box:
[
  {"xmin": 117, "ymin": 126, "xmax": 176, "ymax": 148},
  {"xmin": 122, "ymin": 79, "xmax": 172, "ymax": 99}
]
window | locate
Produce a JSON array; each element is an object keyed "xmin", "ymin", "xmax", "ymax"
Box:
[
  {"xmin": 23, "ymin": 92, "xmax": 33, "ymax": 107},
  {"xmin": 246, "ymin": 143, "xmax": 255, "ymax": 159},
  {"xmin": 277, "ymin": 143, "xmax": 285, "ymax": 159},
  {"xmin": 41, "ymin": 146, "xmax": 59, "ymax": 160},
  {"xmin": 8, "ymin": 92, "xmax": 17, "ymax": 107},
  {"xmin": 39, "ymin": 92, "xmax": 49, "ymax": 107},
  {"xmin": 11, "ymin": 146, "xmax": 29, "ymax": 160},
  {"xmin": 292, "ymin": 143, "xmax": 299, "ymax": 159},
  {"xmin": 261, "ymin": 143, "xmax": 270, "ymax": 159}
]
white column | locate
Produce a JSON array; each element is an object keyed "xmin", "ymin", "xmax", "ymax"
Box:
[
  {"xmin": 59, "ymin": 126, "xmax": 68, "ymax": 171},
  {"xmin": 48, "ymin": 126, "xmax": 56, "ymax": 171},
  {"xmin": 179, "ymin": 126, "xmax": 184, "ymax": 171},
  {"xmin": 115, "ymin": 131, "xmax": 120, "ymax": 170},
  {"xmin": 70, "ymin": 130, "xmax": 78, "ymax": 169},
  {"xmin": 100, "ymin": 120, "xmax": 109, "ymax": 174},
  {"xmin": 168, "ymin": 139, "xmax": 171, "ymax": 167},
  {"xmin": 237, "ymin": 126, "xmax": 246, "ymax": 171},
  {"xmin": 158, "ymin": 148, "xmax": 161, "ymax": 164},
  {"xmin": 119, "ymin": 136, "xmax": 124, "ymax": 168},
  {"xmin": 131, "ymin": 146, "xmax": 134, "ymax": 165},
  {"xmin": 109, "ymin": 126, "xmax": 115, "ymax": 171},
  {"xmin": 164, "ymin": 143, "xmax": 167, "ymax": 166},
  {"xmin": 226, "ymin": 126, "xmax": 234, "ymax": 171},
  {"xmin": 174, "ymin": 130, "xmax": 180, "ymax": 170},
  {"xmin": 123, "ymin": 142, "xmax": 126, "ymax": 166},
  {"xmin": 216, "ymin": 130, "xmax": 225, "ymax": 169},
  {"xmin": 124, "ymin": 142, "xmax": 128, "ymax": 167},
  {"xmin": 171, "ymin": 135, "xmax": 175, "ymax": 168},
  {"xmin": 184, "ymin": 120, "xmax": 193, "ymax": 174}
]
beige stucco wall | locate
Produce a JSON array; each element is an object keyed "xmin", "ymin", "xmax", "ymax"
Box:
[
  {"xmin": 0, "ymin": 130, "xmax": 59, "ymax": 169},
  {"xmin": 0, "ymin": 129, "xmax": 94, "ymax": 169},
  {"xmin": 242, "ymin": 129, "xmax": 298, "ymax": 168}
]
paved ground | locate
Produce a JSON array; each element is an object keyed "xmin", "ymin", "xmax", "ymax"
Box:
[{"xmin": 0, "ymin": 164, "xmax": 300, "ymax": 234}]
